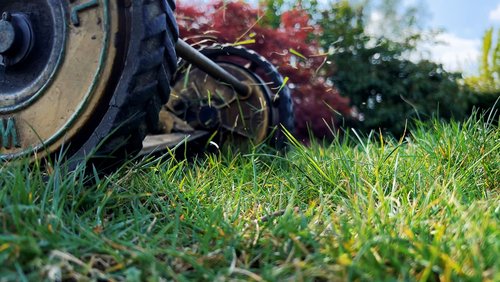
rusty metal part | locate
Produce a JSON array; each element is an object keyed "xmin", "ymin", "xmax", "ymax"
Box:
[
  {"xmin": 167, "ymin": 62, "xmax": 271, "ymax": 145},
  {"xmin": 197, "ymin": 45, "xmax": 295, "ymax": 149},
  {"xmin": 158, "ymin": 110, "xmax": 195, "ymax": 134},
  {"xmin": 175, "ymin": 40, "xmax": 252, "ymax": 98}
]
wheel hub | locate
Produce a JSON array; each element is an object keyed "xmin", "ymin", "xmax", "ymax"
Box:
[
  {"xmin": 0, "ymin": 1, "xmax": 65, "ymax": 110},
  {"xmin": 0, "ymin": 12, "xmax": 35, "ymax": 67},
  {"xmin": 198, "ymin": 106, "xmax": 220, "ymax": 129},
  {"xmin": 0, "ymin": 14, "xmax": 16, "ymax": 54}
]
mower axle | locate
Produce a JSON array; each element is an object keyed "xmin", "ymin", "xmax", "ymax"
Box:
[{"xmin": 175, "ymin": 40, "xmax": 252, "ymax": 97}]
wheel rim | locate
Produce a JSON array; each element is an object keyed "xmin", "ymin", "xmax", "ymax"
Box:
[{"xmin": 0, "ymin": 0, "xmax": 122, "ymax": 159}]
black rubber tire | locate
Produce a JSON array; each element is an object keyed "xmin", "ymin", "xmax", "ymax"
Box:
[
  {"xmin": 71, "ymin": 0, "xmax": 178, "ymax": 168},
  {"xmin": 193, "ymin": 44, "xmax": 295, "ymax": 149}
]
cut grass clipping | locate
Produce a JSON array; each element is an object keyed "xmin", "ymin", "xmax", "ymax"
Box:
[{"xmin": 0, "ymin": 112, "xmax": 498, "ymax": 281}]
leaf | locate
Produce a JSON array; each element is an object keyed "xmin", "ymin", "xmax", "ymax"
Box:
[
  {"xmin": 232, "ymin": 39, "xmax": 256, "ymax": 46},
  {"xmin": 289, "ymin": 48, "xmax": 307, "ymax": 60}
]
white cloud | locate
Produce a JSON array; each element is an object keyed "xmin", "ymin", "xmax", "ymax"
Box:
[
  {"xmin": 368, "ymin": 11, "xmax": 383, "ymax": 29},
  {"xmin": 489, "ymin": 4, "xmax": 500, "ymax": 22},
  {"xmin": 417, "ymin": 33, "xmax": 480, "ymax": 74},
  {"xmin": 365, "ymin": 11, "xmax": 388, "ymax": 38}
]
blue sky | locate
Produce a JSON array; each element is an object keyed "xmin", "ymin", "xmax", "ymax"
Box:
[
  {"xmin": 425, "ymin": 0, "xmax": 499, "ymax": 40},
  {"xmin": 416, "ymin": 0, "xmax": 500, "ymax": 74}
]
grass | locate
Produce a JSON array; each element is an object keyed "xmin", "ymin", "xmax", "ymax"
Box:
[{"xmin": 0, "ymin": 113, "xmax": 498, "ymax": 281}]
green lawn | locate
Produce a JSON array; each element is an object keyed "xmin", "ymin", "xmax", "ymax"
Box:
[{"xmin": 0, "ymin": 114, "xmax": 498, "ymax": 281}]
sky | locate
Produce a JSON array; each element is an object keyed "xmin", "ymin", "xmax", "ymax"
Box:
[{"xmin": 416, "ymin": 0, "xmax": 500, "ymax": 74}]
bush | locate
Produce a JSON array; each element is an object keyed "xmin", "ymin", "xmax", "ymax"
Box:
[
  {"xmin": 332, "ymin": 47, "xmax": 470, "ymax": 136},
  {"xmin": 315, "ymin": 1, "xmax": 472, "ymax": 137},
  {"xmin": 464, "ymin": 28, "xmax": 500, "ymax": 120}
]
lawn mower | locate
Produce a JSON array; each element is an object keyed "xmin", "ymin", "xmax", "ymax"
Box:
[{"xmin": 0, "ymin": 0, "xmax": 294, "ymax": 167}]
